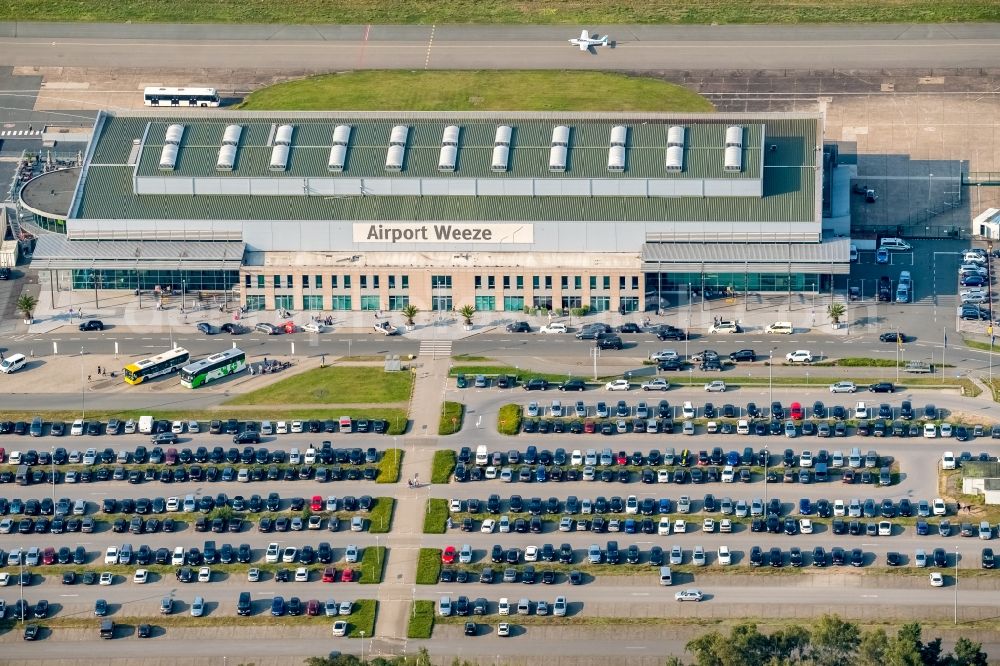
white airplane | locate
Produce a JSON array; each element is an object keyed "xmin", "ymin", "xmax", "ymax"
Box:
[{"xmin": 569, "ymin": 30, "xmax": 609, "ymax": 52}]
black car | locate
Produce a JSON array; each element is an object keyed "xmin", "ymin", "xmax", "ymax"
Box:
[
  {"xmin": 79, "ymin": 320, "xmax": 105, "ymax": 331},
  {"xmin": 656, "ymin": 327, "xmax": 687, "ymax": 340},
  {"xmin": 559, "ymin": 379, "xmax": 587, "ymax": 392},
  {"xmin": 23, "ymin": 624, "xmax": 40, "ymax": 641},
  {"xmin": 596, "ymin": 335, "xmax": 623, "ymax": 350},
  {"xmin": 729, "ymin": 349, "xmax": 756, "ymax": 362},
  {"xmin": 523, "ymin": 378, "xmax": 550, "ymax": 391},
  {"xmin": 506, "ymin": 321, "xmax": 531, "ymax": 333},
  {"xmin": 983, "ymin": 548, "xmax": 996, "ymax": 569},
  {"xmin": 879, "ymin": 331, "xmax": 905, "ymax": 343}
]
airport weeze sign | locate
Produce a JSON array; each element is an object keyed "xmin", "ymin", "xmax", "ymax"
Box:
[{"xmin": 354, "ymin": 223, "xmax": 533, "ymax": 244}]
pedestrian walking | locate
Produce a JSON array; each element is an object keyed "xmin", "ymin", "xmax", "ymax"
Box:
[
  {"xmin": 97, "ymin": 366, "xmax": 102, "ymax": 375},
  {"xmin": 0, "ymin": 351, "xmax": 5, "ymax": 362},
  {"xmin": 957, "ymin": 501, "xmax": 962, "ymax": 512},
  {"xmin": 87, "ymin": 374, "xmax": 91, "ymax": 382}
]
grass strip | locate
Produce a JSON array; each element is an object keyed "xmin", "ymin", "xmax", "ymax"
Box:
[
  {"xmin": 813, "ymin": 357, "xmax": 952, "ymax": 368},
  {"xmin": 358, "ymin": 546, "xmax": 387, "ymax": 584},
  {"xmin": 224, "ymin": 366, "xmax": 413, "ymax": 405},
  {"xmin": 367, "ymin": 498, "xmax": 395, "ymax": 534},
  {"xmin": 497, "ymin": 404, "xmax": 523, "ymax": 436},
  {"xmin": 375, "ymin": 448, "xmax": 403, "ymax": 484},
  {"xmin": 431, "ymin": 450, "xmax": 456, "ymax": 484},
  {"xmin": 407, "ymin": 600, "xmax": 436, "ymax": 638},
  {"xmin": 8, "ymin": 1, "xmax": 999, "ymax": 25},
  {"xmin": 450, "ymin": 365, "xmax": 599, "ymax": 385},
  {"xmin": 423, "ymin": 499, "xmax": 448, "ymax": 534},
  {"xmin": 240, "ymin": 71, "xmax": 713, "ymax": 112},
  {"xmin": 438, "ymin": 401, "xmax": 465, "ymax": 436},
  {"xmin": 416, "ymin": 548, "xmax": 443, "ymax": 585}
]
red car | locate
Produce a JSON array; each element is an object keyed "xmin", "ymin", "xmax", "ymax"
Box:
[
  {"xmin": 340, "ymin": 568, "xmax": 354, "ymax": 583},
  {"xmin": 306, "ymin": 599, "xmax": 321, "ymax": 616},
  {"xmin": 790, "ymin": 402, "xmax": 804, "ymax": 420},
  {"xmin": 441, "ymin": 546, "xmax": 457, "ymax": 564},
  {"xmin": 0, "ymin": 447, "xmax": 5, "ymax": 463},
  {"xmin": 322, "ymin": 567, "xmax": 337, "ymax": 582},
  {"xmin": 583, "ymin": 420, "xmax": 595, "ymax": 434},
  {"xmin": 616, "ymin": 451, "xmax": 628, "ymax": 466},
  {"xmin": 310, "ymin": 495, "xmax": 323, "ymax": 512},
  {"xmin": 280, "ymin": 321, "xmax": 297, "ymax": 334},
  {"xmin": 42, "ymin": 547, "xmax": 56, "ymax": 565}
]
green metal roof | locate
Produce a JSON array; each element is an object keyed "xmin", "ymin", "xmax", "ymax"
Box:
[{"xmin": 76, "ymin": 112, "xmax": 819, "ymax": 223}]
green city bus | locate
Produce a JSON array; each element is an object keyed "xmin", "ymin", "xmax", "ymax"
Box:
[{"xmin": 179, "ymin": 348, "xmax": 246, "ymax": 388}]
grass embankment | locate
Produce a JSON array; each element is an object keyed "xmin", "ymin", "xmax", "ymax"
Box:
[
  {"xmin": 965, "ymin": 338, "xmax": 994, "ymax": 352},
  {"xmin": 431, "ymin": 450, "xmax": 456, "ymax": 484},
  {"xmin": 497, "ymin": 404, "xmax": 523, "ymax": 436},
  {"xmin": 423, "ymin": 499, "xmax": 448, "ymax": 534},
  {"xmin": 367, "ymin": 498, "xmax": 395, "ymax": 534},
  {"xmin": 407, "ymin": 600, "xmax": 436, "ymax": 639},
  {"xmin": 666, "ymin": 374, "xmax": 979, "ymax": 395},
  {"xmin": 241, "ymin": 71, "xmax": 712, "ymax": 113},
  {"xmin": 358, "ymin": 546, "xmax": 387, "ymax": 584},
  {"xmin": 9, "ymin": 1, "xmax": 997, "ymax": 24},
  {"xmin": 225, "ymin": 366, "xmax": 412, "ymax": 405},
  {"xmin": 438, "ymin": 402, "xmax": 465, "ymax": 436},
  {"xmin": 416, "ymin": 548, "xmax": 443, "ymax": 585},
  {"xmin": 376, "ymin": 449, "xmax": 403, "ymax": 484}
]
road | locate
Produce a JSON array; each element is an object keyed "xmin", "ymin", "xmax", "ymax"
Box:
[{"xmin": 0, "ymin": 23, "xmax": 998, "ymax": 70}]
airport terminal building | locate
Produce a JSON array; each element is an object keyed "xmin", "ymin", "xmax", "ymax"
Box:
[{"xmin": 28, "ymin": 110, "xmax": 848, "ymax": 314}]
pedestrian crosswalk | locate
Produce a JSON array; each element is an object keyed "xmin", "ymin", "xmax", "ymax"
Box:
[
  {"xmin": 418, "ymin": 340, "xmax": 452, "ymax": 358},
  {"xmin": 0, "ymin": 130, "xmax": 42, "ymax": 137}
]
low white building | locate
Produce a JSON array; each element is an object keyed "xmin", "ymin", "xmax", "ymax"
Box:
[{"xmin": 961, "ymin": 461, "xmax": 1000, "ymax": 504}]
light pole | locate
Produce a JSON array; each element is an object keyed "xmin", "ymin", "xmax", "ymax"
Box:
[
  {"xmin": 763, "ymin": 444, "xmax": 769, "ymax": 507},
  {"xmin": 768, "ymin": 350, "xmax": 774, "ymax": 404},
  {"xmin": 80, "ymin": 347, "xmax": 86, "ymax": 419},
  {"xmin": 50, "ymin": 446, "xmax": 55, "ymax": 503},
  {"xmin": 360, "ymin": 630, "xmax": 365, "ymax": 662},
  {"xmin": 954, "ymin": 547, "xmax": 959, "ymax": 624}
]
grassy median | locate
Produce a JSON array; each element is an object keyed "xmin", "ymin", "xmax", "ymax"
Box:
[
  {"xmin": 347, "ymin": 599, "xmax": 377, "ymax": 638},
  {"xmin": 431, "ymin": 450, "xmax": 456, "ymax": 484},
  {"xmin": 368, "ymin": 498, "xmax": 395, "ymax": 534},
  {"xmin": 416, "ymin": 548, "xmax": 443, "ymax": 585},
  {"xmin": 358, "ymin": 546, "xmax": 387, "ymax": 584},
  {"xmin": 423, "ymin": 499, "xmax": 448, "ymax": 534},
  {"xmin": 376, "ymin": 448, "xmax": 403, "ymax": 484},
  {"xmin": 8, "ymin": 1, "xmax": 997, "ymax": 24},
  {"xmin": 438, "ymin": 401, "xmax": 465, "ymax": 436},
  {"xmin": 407, "ymin": 600, "xmax": 436, "ymax": 639},
  {"xmin": 497, "ymin": 403, "xmax": 522, "ymax": 436}
]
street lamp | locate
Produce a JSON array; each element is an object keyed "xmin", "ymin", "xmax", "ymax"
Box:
[
  {"xmin": 360, "ymin": 630, "xmax": 365, "ymax": 662},
  {"xmin": 763, "ymin": 443, "xmax": 769, "ymax": 507},
  {"xmin": 954, "ymin": 547, "xmax": 960, "ymax": 624},
  {"xmin": 50, "ymin": 446, "xmax": 55, "ymax": 503},
  {"xmin": 768, "ymin": 350, "xmax": 774, "ymax": 404}
]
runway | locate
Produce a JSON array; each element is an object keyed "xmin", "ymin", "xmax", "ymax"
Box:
[{"xmin": 0, "ymin": 22, "xmax": 999, "ymax": 71}]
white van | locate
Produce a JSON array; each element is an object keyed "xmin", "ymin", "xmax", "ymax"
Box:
[
  {"xmin": 289, "ymin": 448, "xmax": 301, "ymax": 465},
  {"xmin": 765, "ymin": 322, "xmax": 794, "ymax": 334},
  {"xmin": 260, "ymin": 421, "xmax": 273, "ymax": 436},
  {"xmin": 849, "ymin": 244, "xmax": 859, "ymax": 262},
  {"xmin": 879, "ymin": 237, "xmax": 912, "ymax": 251},
  {"xmin": 0, "ymin": 353, "xmax": 27, "ymax": 374},
  {"xmin": 138, "ymin": 415, "xmax": 154, "ymax": 435},
  {"xmin": 658, "ymin": 566, "xmax": 673, "ymax": 586},
  {"xmin": 475, "ymin": 445, "xmax": 489, "ymax": 466}
]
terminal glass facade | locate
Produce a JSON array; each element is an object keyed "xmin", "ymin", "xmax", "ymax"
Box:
[{"xmin": 71, "ymin": 268, "xmax": 238, "ymax": 291}]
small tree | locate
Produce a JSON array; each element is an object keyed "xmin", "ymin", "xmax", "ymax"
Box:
[
  {"xmin": 401, "ymin": 304, "xmax": 419, "ymax": 326},
  {"xmin": 17, "ymin": 294, "xmax": 37, "ymax": 322},
  {"xmin": 458, "ymin": 304, "xmax": 476, "ymax": 326},
  {"xmin": 827, "ymin": 302, "xmax": 846, "ymax": 325}
]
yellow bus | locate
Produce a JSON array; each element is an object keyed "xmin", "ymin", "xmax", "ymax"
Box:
[{"xmin": 123, "ymin": 347, "xmax": 190, "ymax": 385}]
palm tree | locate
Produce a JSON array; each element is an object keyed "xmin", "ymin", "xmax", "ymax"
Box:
[
  {"xmin": 459, "ymin": 304, "xmax": 476, "ymax": 327},
  {"xmin": 16, "ymin": 294, "xmax": 37, "ymax": 323},
  {"xmin": 827, "ymin": 302, "xmax": 846, "ymax": 325},
  {"xmin": 401, "ymin": 304, "xmax": 419, "ymax": 326}
]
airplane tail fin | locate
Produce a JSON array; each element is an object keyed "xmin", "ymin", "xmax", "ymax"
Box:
[{"xmin": 600, "ymin": 35, "xmax": 609, "ymax": 44}]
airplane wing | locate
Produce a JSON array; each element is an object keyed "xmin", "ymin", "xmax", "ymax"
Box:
[
  {"xmin": 580, "ymin": 29, "xmax": 589, "ymax": 40},
  {"xmin": 579, "ymin": 42, "xmax": 589, "ymax": 51}
]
